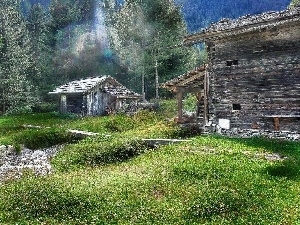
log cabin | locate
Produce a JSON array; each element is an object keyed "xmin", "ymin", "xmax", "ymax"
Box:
[
  {"xmin": 49, "ymin": 76, "xmax": 141, "ymax": 115},
  {"xmin": 165, "ymin": 6, "xmax": 300, "ymax": 133}
]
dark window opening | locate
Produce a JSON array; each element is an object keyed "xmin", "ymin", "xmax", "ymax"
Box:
[
  {"xmin": 226, "ymin": 60, "xmax": 239, "ymax": 66},
  {"xmin": 233, "ymin": 103, "xmax": 241, "ymax": 110},
  {"xmin": 226, "ymin": 60, "xmax": 233, "ymax": 66}
]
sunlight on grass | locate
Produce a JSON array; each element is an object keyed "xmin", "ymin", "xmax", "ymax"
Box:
[{"xmin": 0, "ymin": 107, "xmax": 300, "ymax": 224}]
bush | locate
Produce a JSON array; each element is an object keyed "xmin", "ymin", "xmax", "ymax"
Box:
[
  {"xmin": 104, "ymin": 115, "xmax": 135, "ymax": 132},
  {"xmin": 52, "ymin": 136, "xmax": 148, "ymax": 171},
  {"xmin": 13, "ymin": 128, "xmax": 75, "ymax": 149},
  {"xmin": 32, "ymin": 103, "xmax": 58, "ymax": 113}
]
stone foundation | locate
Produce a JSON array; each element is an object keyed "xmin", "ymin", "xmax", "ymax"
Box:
[{"xmin": 207, "ymin": 125, "xmax": 300, "ymax": 140}]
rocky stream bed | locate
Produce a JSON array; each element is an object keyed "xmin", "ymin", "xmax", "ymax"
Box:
[{"xmin": 0, "ymin": 145, "xmax": 64, "ymax": 183}]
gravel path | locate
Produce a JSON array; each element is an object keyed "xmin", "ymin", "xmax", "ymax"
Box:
[{"xmin": 0, "ymin": 145, "xmax": 64, "ymax": 183}]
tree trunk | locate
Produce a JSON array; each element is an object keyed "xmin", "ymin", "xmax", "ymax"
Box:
[{"xmin": 155, "ymin": 59, "xmax": 159, "ymax": 99}]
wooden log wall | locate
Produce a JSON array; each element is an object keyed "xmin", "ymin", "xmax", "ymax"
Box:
[{"xmin": 207, "ymin": 23, "xmax": 300, "ymax": 131}]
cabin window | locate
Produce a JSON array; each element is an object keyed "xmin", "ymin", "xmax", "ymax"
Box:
[
  {"xmin": 233, "ymin": 103, "xmax": 241, "ymax": 110},
  {"xmin": 226, "ymin": 60, "xmax": 239, "ymax": 66},
  {"xmin": 226, "ymin": 60, "xmax": 233, "ymax": 66}
]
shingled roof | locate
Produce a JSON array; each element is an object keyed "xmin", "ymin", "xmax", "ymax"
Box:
[
  {"xmin": 184, "ymin": 6, "xmax": 300, "ymax": 45},
  {"xmin": 161, "ymin": 65, "xmax": 206, "ymax": 92},
  {"xmin": 49, "ymin": 76, "xmax": 141, "ymax": 98}
]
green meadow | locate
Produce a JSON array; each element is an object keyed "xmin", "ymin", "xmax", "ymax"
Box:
[{"xmin": 0, "ymin": 101, "xmax": 299, "ymax": 224}]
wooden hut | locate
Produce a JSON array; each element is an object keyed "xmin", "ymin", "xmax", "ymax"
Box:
[
  {"xmin": 168, "ymin": 6, "xmax": 300, "ymax": 132},
  {"xmin": 49, "ymin": 76, "xmax": 141, "ymax": 115}
]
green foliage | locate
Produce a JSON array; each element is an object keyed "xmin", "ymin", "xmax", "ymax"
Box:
[
  {"xmin": 183, "ymin": 93, "xmax": 197, "ymax": 112},
  {"xmin": 32, "ymin": 102, "xmax": 58, "ymax": 113},
  {"xmin": 0, "ymin": 112, "xmax": 75, "ymax": 145},
  {"xmin": 104, "ymin": 115, "xmax": 136, "ymax": 132},
  {"xmin": 26, "ymin": 3, "xmax": 55, "ymax": 100},
  {"xmin": 265, "ymin": 159, "xmax": 300, "ymax": 179},
  {"xmin": 289, "ymin": 0, "xmax": 300, "ymax": 7},
  {"xmin": 1, "ymin": 106, "xmax": 300, "ymax": 224},
  {"xmin": 0, "ymin": 0, "xmax": 38, "ymax": 115},
  {"xmin": 155, "ymin": 98, "xmax": 177, "ymax": 118},
  {"xmin": 108, "ymin": 0, "xmax": 199, "ymax": 98},
  {"xmin": 0, "ymin": 135, "xmax": 300, "ymax": 224},
  {"xmin": 13, "ymin": 128, "xmax": 75, "ymax": 149},
  {"xmin": 52, "ymin": 136, "xmax": 147, "ymax": 171}
]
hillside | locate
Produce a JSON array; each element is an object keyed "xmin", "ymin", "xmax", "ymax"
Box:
[
  {"xmin": 0, "ymin": 106, "xmax": 300, "ymax": 224},
  {"xmin": 23, "ymin": 0, "xmax": 290, "ymax": 32},
  {"xmin": 181, "ymin": 0, "xmax": 290, "ymax": 32}
]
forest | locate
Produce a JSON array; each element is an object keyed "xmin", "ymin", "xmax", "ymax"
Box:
[{"xmin": 0, "ymin": 0, "xmax": 294, "ymax": 115}]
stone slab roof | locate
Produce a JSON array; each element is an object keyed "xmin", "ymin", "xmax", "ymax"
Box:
[
  {"xmin": 161, "ymin": 65, "xmax": 206, "ymax": 92},
  {"xmin": 184, "ymin": 6, "xmax": 300, "ymax": 45},
  {"xmin": 49, "ymin": 76, "xmax": 141, "ymax": 98}
]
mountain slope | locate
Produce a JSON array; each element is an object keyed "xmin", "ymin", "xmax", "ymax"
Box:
[{"xmin": 180, "ymin": 0, "xmax": 290, "ymax": 32}]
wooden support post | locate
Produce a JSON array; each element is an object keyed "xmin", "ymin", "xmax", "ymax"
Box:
[
  {"xmin": 177, "ymin": 91, "xmax": 183, "ymax": 121},
  {"xmin": 59, "ymin": 94, "xmax": 67, "ymax": 114},
  {"xmin": 87, "ymin": 94, "xmax": 92, "ymax": 115},
  {"xmin": 274, "ymin": 117, "xmax": 280, "ymax": 131}
]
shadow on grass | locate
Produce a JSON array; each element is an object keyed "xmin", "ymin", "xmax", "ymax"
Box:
[
  {"xmin": 212, "ymin": 135, "xmax": 300, "ymax": 180},
  {"xmin": 265, "ymin": 159, "xmax": 300, "ymax": 179},
  {"xmin": 184, "ymin": 187, "xmax": 260, "ymax": 223}
]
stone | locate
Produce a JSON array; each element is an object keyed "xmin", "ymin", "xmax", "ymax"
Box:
[{"xmin": 0, "ymin": 145, "xmax": 64, "ymax": 183}]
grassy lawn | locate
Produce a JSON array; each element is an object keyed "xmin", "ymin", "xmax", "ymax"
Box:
[{"xmin": 0, "ymin": 101, "xmax": 299, "ymax": 224}]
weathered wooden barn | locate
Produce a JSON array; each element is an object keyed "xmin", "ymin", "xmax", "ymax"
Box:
[
  {"xmin": 49, "ymin": 76, "xmax": 141, "ymax": 115},
  {"xmin": 167, "ymin": 6, "xmax": 300, "ymax": 132}
]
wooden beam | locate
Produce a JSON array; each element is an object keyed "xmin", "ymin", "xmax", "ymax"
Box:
[
  {"xmin": 176, "ymin": 72, "xmax": 204, "ymax": 87},
  {"xmin": 59, "ymin": 94, "xmax": 67, "ymax": 114},
  {"xmin": 177, "ymin": 91, "xmax": 183, "ymax": 121},
  {"xmin": 274, "ymin": 117, "xmax": 280, "ymax": 131},
  {"xmin": 173, "ymin": 86, "xmax": 203, "ymax": 94}
]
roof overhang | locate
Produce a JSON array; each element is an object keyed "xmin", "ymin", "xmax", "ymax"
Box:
[
  {"xmin": 183, "ymin": 7, "xmax": 300, "ymax": 46},
  {"xmin": 161, "ymin": 65, "xmax": 206, "ymax": 93}
]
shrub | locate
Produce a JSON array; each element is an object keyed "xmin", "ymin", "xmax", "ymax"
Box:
[
  {"xmin": 52, "ymin": 136, "xmax": 148, "ymax": 171},
  {"xmin": 104, "ymin": 115, "xmax": 135, "ymax": 132},
  {"xmin": 32, "ymin": 103, "xmax": 58, "ymax": 113},
  {"xmin": 13, "ymin": 128, "xmax": 75, "ymax": 149}
]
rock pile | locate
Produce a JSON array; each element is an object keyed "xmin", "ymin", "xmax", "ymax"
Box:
[{"xmin": 0, "ymin": 145, "xmax": 63, "ymax": 183}]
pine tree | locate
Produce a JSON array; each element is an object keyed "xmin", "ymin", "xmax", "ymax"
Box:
[
  {"xmin": 0, "ymin": 0, "xmax": 37, "ymax": 114},
  {"xmin": 26, "ymin": 3, "xmax": 54, "ymax": 98},
  {"xmin": 108, "ymin": 0, "xmax": 198, "ymax": 98},
  {"xmin": 289, "ymin": 0, "xmax": 300, "ymax": 7}
]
